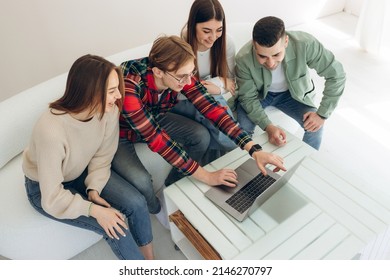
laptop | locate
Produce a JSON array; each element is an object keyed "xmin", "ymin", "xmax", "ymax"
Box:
[{"xmin": 204, "ymin": 157, "xmax": 304, "ymax": 222}]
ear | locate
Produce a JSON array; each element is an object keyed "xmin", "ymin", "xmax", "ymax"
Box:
[
  {"xmin": 152, "ymin": 67, "xmax": 164, "ymax": 78},
  {"xmin": 284, "ymin": 35, "xmax": 289, "ymax": 48}
]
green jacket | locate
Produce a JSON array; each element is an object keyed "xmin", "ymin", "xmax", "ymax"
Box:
[{"xmin": 229, "ymin": 31, "xmax": 346, "ymax": 130}]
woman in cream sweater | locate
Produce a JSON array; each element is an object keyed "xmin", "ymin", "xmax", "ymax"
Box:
[{"xmin": 22, "ymin": 54, "xmax": 154, "ymax": 260}]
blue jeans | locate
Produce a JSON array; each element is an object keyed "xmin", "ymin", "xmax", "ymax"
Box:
[
  {"xmin": 112, "ymin": 139, "xmax": 161, "ymax": 214},
  {"xmin": 112, "ymin": 112, "xmax": 211, "ymax": 212},
  {"xmin": 171, "ymin": 96, "xmax": 237, "ymax": 152},
  {"xmin": 24, "ymin": 169, "xmax": 152, "ymax": 260},
  {"xmin": 237, "ymin": 90, "xmax": 323, "ymax": 150}
]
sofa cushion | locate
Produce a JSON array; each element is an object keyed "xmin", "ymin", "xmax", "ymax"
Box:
[
  {"xmin": 0, "ymin": 74, "xmax": 66, "ymax": 169},
  {"xmin": 0, "ymin": 155, "xmax": 101, "ymax": 259}
]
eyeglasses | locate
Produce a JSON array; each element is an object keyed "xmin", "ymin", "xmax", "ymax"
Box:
[{"xmin": 165, "ymin": 69, "xmax": 197, "ymax": 84}]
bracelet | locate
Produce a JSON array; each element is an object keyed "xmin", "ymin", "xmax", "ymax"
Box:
[
  {"xmin": 88, "ymin": 202, "xmax": 94, "ymax": 217},
  {"xmin": 219, "ymin": 85, "xmax": 224, "ymax": 95}
]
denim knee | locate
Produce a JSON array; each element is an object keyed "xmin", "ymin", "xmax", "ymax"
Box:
[
  {"xmin": 128, "ymin": 171, "xmax": 154, "ymax": 195},
  {"xmin": 303, "ymin": 127, "xmax": 323, "ymax": 150},
  {"xmin": 190, "ymin": 125, "xmax": 211, "ymax": 152},
  {"xmin": 125, "ymin": 197, "xmax": 153, "ymax": 246},
  {"xmin": 236, "ymin": 104, "xmax": 256, "ymax": 135}
]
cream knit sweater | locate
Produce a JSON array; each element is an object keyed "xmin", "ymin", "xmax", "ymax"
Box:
[{"xmin": 22, "ymin": 106, "xmax": 119, "ymax": 219}]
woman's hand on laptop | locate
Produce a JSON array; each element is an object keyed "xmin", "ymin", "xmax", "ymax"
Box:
[
  {"xmin": 192, "ymin": 166, "xmax": 238, "ymax": 187},
  {"xmin": 252, "ymin": 150, "xmax": 286, "ymax": 176}
]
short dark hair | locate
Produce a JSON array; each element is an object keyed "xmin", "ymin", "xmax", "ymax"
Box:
[{"xmin": 252, "ymin": 16, "xmax": 286, "ymax": 47}]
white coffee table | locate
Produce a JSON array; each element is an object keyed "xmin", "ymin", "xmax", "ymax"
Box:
[{"xmin": 164, "ymin": 130, "xmax": 390, "ymax": 259}]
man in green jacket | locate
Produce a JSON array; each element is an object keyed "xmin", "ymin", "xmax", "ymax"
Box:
[{"xmin": 230, "ymin": 16, "xmax": 346, "ymax": 150}]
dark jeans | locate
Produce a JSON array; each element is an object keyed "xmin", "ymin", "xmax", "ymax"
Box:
[
  {"xmin": 237, "ymin": 90, "xmax": 323, "ymax": 150},
  {"xmin": 112, "ymin": 112, "xmax": 211, "ymax": 213},
  {"xmin": 24, "ymin": 169, "xmax": 152, "ymax": 260},
  {"xmin": 171, "ymin": 97, "xmax": 237, "ymax": 151}
]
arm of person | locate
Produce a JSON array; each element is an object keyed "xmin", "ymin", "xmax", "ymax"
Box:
[
  {"xmin": 302, "ymin": 111, "xmax": 325, "ymax": 132},
  {"xmin": 305, "ymin": 33, "xmax": 346, "ymax": 119},
  {"xmin": 88, "ymin": 193, "xmax": 128, "ymax": 240},
  {"xmin": 184, "ymin": 79, "xmax": 253, "ymax": 148},
  {"xmin": 265, "ymin": 124, "xmax": 287, "ymax": 146},
  {"xmin": 200, "ymin": 77, "xmax": 236, "ymax": 96},
  {"xmin": 191, "ymin": 140, "xmax": 286, "ymax": 187},
  {"xmin": 121, "ymin": 78, "xmax": 199, "ymax": 177},
  {"xmin": 183, "ymin": 81, "xmax": 286, "ymax": 186},
  {"xmin": 85, "ymin": 106, "xmax": 120, "ymax": 195},
  {"xmin": 200, "ymin": 35, "xmax": 237, "ymax": 95},
  {"xmin": 235, "ymin": 54, "xmax": 273, "ymax": 131},
  {"xmin": 30, "ymin": 121, "xmax": 92, "ymax": 219},
  {"xmin": 201, "ymin": 78, "xmax": 224, "ymax": 95},
  {"xmin": 235, "ymin": 50, "xmax": 287, "ymax": 146}
]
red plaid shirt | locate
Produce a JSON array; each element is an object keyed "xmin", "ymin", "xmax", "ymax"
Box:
[{"xmin": 119, "ymin": 57, "xmax": 251, "ymax": 176}]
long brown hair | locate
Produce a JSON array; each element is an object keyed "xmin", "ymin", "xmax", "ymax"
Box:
[
  {"xmin": 50, "ymin": 54, "xmax": 124, "ymax": 120},
  {"xmin": 183, "ymin": 0, "xmax": 228, "ymax": 82}
]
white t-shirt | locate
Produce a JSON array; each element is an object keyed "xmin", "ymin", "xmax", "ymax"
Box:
[
  {"xmin": 197, "ymin": 34, "xmax": 236, "ymax": 94},
  {"xmin": 177, "ymin": 31, "xmax": 235, "ymax": 100},
  {"xmin": 268, "ymin": 63, "xmax": 289, "ymax": 93}
]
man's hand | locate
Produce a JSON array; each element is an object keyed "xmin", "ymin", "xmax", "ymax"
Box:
[
  {"xmin": 192, "ymin": 167, "xmax": 238, "ymax": 188},
  {"xmin": 303, "ymin": 112, "xmax": 325, "ymax": 132},
  {"xmin": 265, "ymin": 124, "xmax": 287, "ymax": 146},
  {"xmin": 192, "ymin": 146, "xmax": 286, "ymax": 186},
  {"xmin": 251, "ymin": 150, "xmax": 286, "ymax": 176}
]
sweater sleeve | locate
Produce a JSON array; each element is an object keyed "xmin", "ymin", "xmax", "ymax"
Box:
[
  {"xmin": 85, "ymin": 106, "xmax": 119, "ymax": 194},
  {"xmin": 25, "ymin": 116, "xmax": 91, "ymax": 219}
]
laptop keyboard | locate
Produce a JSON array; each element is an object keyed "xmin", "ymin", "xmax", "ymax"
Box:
[{"xmin": 226, "ymin": 173, "xmax": 277, "ymax": 213}]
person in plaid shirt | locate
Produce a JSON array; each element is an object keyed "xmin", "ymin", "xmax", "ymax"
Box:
[{"xmin": 112, "ymin": 35, "xmax": 285, "ymax": 228}]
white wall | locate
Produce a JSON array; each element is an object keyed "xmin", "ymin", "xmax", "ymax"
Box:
[
  {"xmin": 0, "ymin": 0, "xmax": 347, "ymax": 102},
  {"xmin": 345, "ymin": 0, "xmax": 364, "ymax": 16}
]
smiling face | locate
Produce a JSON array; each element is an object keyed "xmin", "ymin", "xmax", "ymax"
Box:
[
  {"xmin": 153, "ymin": 59, "xmax": 196, "ymax": 92},
  {"xmin": 161, "ymin": 60, "xmax": 196, "ymax": 92},
  {"xmin": 253, "ymin": 35, "xmax": 288, "ymax": 71},
  {"xmin": 105, "ymin": 70, "xmax": 122, "ymax": 113},
  {"xmin": 195, "ymin": 19, "xmax": 223, "ymax": 51}
]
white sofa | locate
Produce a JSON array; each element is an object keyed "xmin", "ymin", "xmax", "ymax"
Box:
[{"xmin": 0, "ymin": 43, "xmax": 175, "ymax": 260}]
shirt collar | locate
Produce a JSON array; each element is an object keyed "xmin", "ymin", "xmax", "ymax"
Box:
[{"xmin": 146, "ymin": 68, "xmax": 160, "ymax": 93}]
